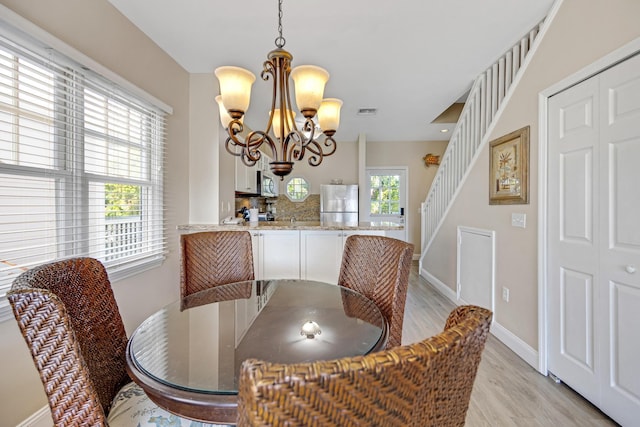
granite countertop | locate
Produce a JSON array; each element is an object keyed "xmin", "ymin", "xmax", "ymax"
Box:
[{"xmin": 178, "ymin": 221, "xmax": 403, "ymax": 231}]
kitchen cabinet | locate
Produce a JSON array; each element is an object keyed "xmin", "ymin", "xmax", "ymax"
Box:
[
  {"xmin": 250, "ymin": 230, "xmax": 300, "ymax": 280},
  {"xmin": 300, "ymin": 230, "xmax": 385, "ymax": 284},
  {"xmin": 249, "ymin": 229, "xmax": 386, "ymax": 282},
  {"xmin": 260, "ymin": 153, "xmax": 272, "ymax": 172},
  {"xmin": 235, "ymin": 156, "xmax": 258, "ymax": 193},
  {"xmin": 235, "ymin": 153, "xmax": 275, "ymax": 194}
]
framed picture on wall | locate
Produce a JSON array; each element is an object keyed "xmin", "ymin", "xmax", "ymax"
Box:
[{"xmin": 489, "ymin": 125, "xmax": 530, "ymax": 205}]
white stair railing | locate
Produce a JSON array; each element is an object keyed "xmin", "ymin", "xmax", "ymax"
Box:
[{"xmin": 420, "ymin": 20, "xmax": 545, "ymax": 262}]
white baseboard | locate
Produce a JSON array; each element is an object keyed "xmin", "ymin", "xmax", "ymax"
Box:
[
  {"xmin": 17, "ymin": 405, "xmax": 51, "ymax": 427},
  {"xmin": 420, "ymin": 267, "xmax": 457, "ymax": 301},
  {"xmin": 490, "ymin": 321, "xmax": 539, "ymax": 369},
  {"xmin": 420, "ymin": 266, "xmax": 539, "ymax": 371}
]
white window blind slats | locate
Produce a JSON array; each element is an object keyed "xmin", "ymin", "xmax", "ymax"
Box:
[{"xmin": 0, "ymin": 28, "xmax": 167, "ymax": 316}]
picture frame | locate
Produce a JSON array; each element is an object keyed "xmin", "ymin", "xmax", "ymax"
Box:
[{"xmin": 489, "ymin": 126, "xmax": 529, "ymax": 205}]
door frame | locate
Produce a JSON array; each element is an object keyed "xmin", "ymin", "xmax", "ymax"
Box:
[
  {"xmin": 364, "ymin": 166, "xmax": 409, "ymax": 242},
  {"xmin": 537, "ymin": 37, "xmax": 640, "ymax": 375}
]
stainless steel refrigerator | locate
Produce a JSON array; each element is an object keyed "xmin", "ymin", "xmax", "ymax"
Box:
[{"xmin": 320, "ymin": 184, "xmax": 358, "ymax": 225}]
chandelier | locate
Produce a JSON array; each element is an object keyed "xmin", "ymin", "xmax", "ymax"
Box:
[{"xmin": 215, "ymin": 0, "xmax": 342, "ymax": 178}]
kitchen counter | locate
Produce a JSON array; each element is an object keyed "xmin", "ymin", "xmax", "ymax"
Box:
[{"xmin": 178, "ymin": 221, "xmax": 403, "ymax": 232}]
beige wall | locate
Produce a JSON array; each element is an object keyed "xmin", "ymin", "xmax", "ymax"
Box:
[
  {"xmin": 424, "ymin": 0, "xmax": 640, "ymax": 350},
  {"xmin": 277, "ymin": 140, "xmax": 360, "ymax": 193},
  {"xmin": 189, "ymin": 73, "xmax": 240, "ymax": 223},
  {"xmin": 367, "ymin": 140, "xmax": 448, "ymax": 252},
  {"xmin": 0, "ymin": 0, "xmax": 191, "ymax": 425}
]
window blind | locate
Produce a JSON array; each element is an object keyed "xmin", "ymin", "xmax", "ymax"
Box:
[{"xmin": 0, "ymin": 29, "xmax": 167, "ymax": 320}]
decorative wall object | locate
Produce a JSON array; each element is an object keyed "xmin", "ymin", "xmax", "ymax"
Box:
[
  {"xmin": 489, "ymin": 126, "xmax": 529, "ymax": 205},
  {"xmin": 422, "ymin": 153, "xmax": 441, "ymax": 167}
]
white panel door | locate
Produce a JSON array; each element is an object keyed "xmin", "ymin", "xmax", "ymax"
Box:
[
  {"xmin": 597, "ymin": 53, "xmax": 640, "ymax": 426},
  {"xmin": 548, "ymin": 53, "xmax": 640, "ymax": 426},
  {"xmin": 548, "ymin": 75, "xmax": 601, "ymax": 404},
  {"xmin": 457, "ymin": 227, "xmax": 494, "ymax": 311}
]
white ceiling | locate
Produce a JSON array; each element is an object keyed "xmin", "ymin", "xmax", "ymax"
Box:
[{"xmin": 108, "ymin": 0, "xmax": 554, "ymax": 143}]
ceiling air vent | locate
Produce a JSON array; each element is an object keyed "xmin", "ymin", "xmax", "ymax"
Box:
[{"xmin": 357, "ymin": 108, "xmax": 377, "ymax": 116}]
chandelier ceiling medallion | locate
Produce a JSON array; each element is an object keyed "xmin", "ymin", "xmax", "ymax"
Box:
[{"xmin": 215, "ymin": 0, "xmax": 342, "ymax": 178}]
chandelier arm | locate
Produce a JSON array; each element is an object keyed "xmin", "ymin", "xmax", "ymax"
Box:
[
  {"xmin": 224, "ymin": 121, "xmax": 245, "ymax": 156},
  {"xmin": 227, "ymin": 122, "xmax": 259, "ymax": 152},
  {"xmin": 320, "ymin": 135, "xmax": 338, "ymax": 156},
  {"xmin": 284, "ymin": 131, "xmax": 305, "ymax": 161},
  {"xmin": 244, "ymin": 131, "xmax": 266, "ymax": 164},
  {"xmin": 300, "ymin": 118, "xmax": 318, "ymax": 146},
  {"xmin": 283, "ymin": 66, "xmax": 299, "ymax": 134},
  {"xmin": 244, "ymin": 130, "xmax": 280, "ymax": 167},
  {"xmin": 258, "ymin": 133, "xmax": 279, "ymax": 164},
  {"xmin": 301, "ymin": 135, "xmax": 337, "ymax": 167},
  {"xmin": 262, "ymin": 60, "xmax": 277, "ymax": 137},
  {"xmin": 302, "ymin": 140, "xmax": 323, "ymax": 167},
  {"xmin": 225, "ymin": 125, "xmax": 276, "ymax": 167},
  {"xmin": 225, "ymin": 120, "xmax": 252, "ymax": 160},
  {"xmin": 227, "ymin": 120, "xmax": 244, "ymax": 138},
  {"xmin": 276, "ymin": 56, "xmax": 289, "ymax": 146},
  {"xmin": 224, "ymin": 135, "xmax": 242, "ymax": 157},
  {"xmin": 285, "ymin": 135, "xmax": 304, "ymax": 162}
]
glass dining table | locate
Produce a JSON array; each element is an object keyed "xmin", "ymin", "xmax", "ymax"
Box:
[{"xmin": 125, "ymin": 279, "xmax": 388, "ymax": 425}]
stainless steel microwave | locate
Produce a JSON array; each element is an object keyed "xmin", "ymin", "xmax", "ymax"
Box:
[{"xmin": 258, "ymin": 171, "xmax": 278, "ymax": 197}]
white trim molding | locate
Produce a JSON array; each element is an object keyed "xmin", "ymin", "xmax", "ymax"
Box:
[
  {"xmin": 17, "ymin": 405, "xmax": 51, "ymax": 427},
  {"xmin": 491, "ymin": 322, "xmax": 539, "ymax": 368},
  {"xmin": 420, "ymin": 268, "xmax": 457, "ymax": 302}
]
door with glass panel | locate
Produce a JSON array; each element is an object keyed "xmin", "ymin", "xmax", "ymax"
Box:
[{"xmin": 364, "ymin": 167, "xmax": 407, "ymax": 242}]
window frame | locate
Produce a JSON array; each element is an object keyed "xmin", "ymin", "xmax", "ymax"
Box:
[
  {"xmin": 285, "ymin": 176, "xmax": 310, "ymax": 202},
  {"xmin": 0, "ymin": 15, "xmax": 170, "ymax": 322}
]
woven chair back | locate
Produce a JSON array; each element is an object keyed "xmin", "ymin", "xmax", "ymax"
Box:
[
  {"xmin": 238, "ymin": 305, "xmax": 492, "ymax": 427},
  {"xmin": 338, "ymin": 235, "xmax": 413, "ymax": 348},
  {"xmin": 8, "ymin": 257, "xmax": 128, "ymax": 426},
  {"xmin": 181, "ymin": 280, "xmax": 253, "ymax": 310},
  {"xmin": 180, "ymin": 230, "xmax": 255, "ymax": 298}
]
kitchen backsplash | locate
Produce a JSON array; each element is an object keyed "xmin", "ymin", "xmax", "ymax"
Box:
[{"xmin": 235, "ymin": 194, "xmax": 320, "ymax": 221}]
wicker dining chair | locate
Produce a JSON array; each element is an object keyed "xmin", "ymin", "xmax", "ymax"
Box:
[
  {"xmin": 338, "ymin": 234, "xmax": 414, "ymax": 348},
  {"xmin": 237, "ymin": 305, "xmax": 492, "ymax": 427},
  {"xmin": 8, "ymin": 257, "xmax": 224, "ymax": 427},
  {"xmin": 180, "ymin": 230, "xmax": 255, "ymax": 298}
]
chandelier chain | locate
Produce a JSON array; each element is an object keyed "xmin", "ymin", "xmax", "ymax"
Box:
[{"xmin": 275, "ymin": 0, "xmax": 286, "ymax": 48}]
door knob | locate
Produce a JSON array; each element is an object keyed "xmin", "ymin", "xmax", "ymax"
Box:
[{"xmin": 626, "ymin": 265, "xmax": 636, "ymax": 274}]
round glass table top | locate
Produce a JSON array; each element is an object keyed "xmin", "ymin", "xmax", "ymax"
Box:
[{"xmin": 128, "ymin": 279, "xmax": 387, "ymax": 395}]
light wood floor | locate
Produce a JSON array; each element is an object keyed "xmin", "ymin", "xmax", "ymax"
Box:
[{"xmin": 403, "ymin": 262, "xmax": 619, "ymax": 427}]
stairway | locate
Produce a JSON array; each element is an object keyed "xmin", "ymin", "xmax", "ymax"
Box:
[{"xmin": 419, "ymin": 19, "xmax": 546, "ymax": 266}]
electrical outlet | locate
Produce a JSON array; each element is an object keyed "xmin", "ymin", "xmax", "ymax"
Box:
[{"xmin": 502, "ymin": 287, "xmax": 510, "ymax": 302}]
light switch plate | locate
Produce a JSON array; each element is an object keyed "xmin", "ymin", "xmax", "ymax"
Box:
[{"xmin": 511, "ymin": 213, "xmax": 526, "ymax": 228}]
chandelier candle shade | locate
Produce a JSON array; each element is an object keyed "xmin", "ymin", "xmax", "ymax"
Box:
[{"xmin": 215, "ymin": 0, "xmax": 342, "ymax": 177}]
